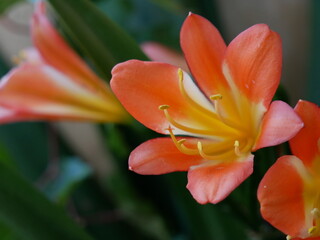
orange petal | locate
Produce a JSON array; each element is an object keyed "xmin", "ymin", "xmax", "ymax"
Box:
[
  {"xmin": 223, "ymin": 24, "xmax": 282, "ymax": 107},
  {"xmin": 0, "ymin": 63, "xmax": 126, "ymax": 122},
  {"xmin": 111, "ymin": 60, "xmax": 218, "ymax": 134},
  {"xmin": 293, "ymin": 238, "xmax": 320, "ymax": 240},
  {"xmin": 128, "ymin": 137, "xmax": 203, "ymax": 175},
  {"xmin": 258, "ymin": 156, "xmax": 307, "ymax": 238},
  {"xmin": 253, "ymin": 101, "xmax": 303, "ymax": 151},
  {"xmin": 186, "ymin": 154, "xmax": 253, "ymax": 204},
  {"xmin": 290, "ymin": 100, "xmax": 320, "ymax": 167},
  {"xmin": 141, "ymin": 42, "xmax": 189, "ymax": 73},
  {"xmin": 0, "ymin": 107, "xmax": 40, "ymax": 124},
  {"xmin": 31, "ymin": 2, "xmax": 110, "ymax": 96},
  {"xmin": 180, "ymin": 13, "xmax": 227, "ymax": 96}
]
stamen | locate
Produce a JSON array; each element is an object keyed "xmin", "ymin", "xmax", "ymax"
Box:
[
  {"xmin": 176, "ymin": 69, "xmax": 242, "ymax": 133},
  {"xmin": 197, "ymin": 141, "xmax": 234, "ymax": 160},
  {"xmin": 11, "ymin": 51, "xmax": 25, "ymax": 65},
  {"xmin": 210, "ymin": 94, "xmax": 222, "ymax": 112},
  {"xmin": 166, "ymin": 126, "xmax": 198, "ymax": 155},
  {"xmin": 209, "ymin": 93, "xmax": 240, "ymax": 130},
  {"xmin": 177, "ymin": 68, "xmax": 219, "ymax": 119},
  {"xmin": 210, "ymin": 94, "xmax": 223, "ymax": 101},
  {"xmin": 159, "ymin": 104, "xmax": 226, "ymax": 136},
  {"xmin": 308, "ymin": 226, "xmax": 317, "ymax": 235},
  {"xmin": 286, "ymin": 235, "xmax": 292, "ymax": 240},
  {"xmin": 178, "ymin": 68, "xmax": 184, "ymax": 81},
  {"xmin": 311, "ymin": 208, "xmax": 320, "ymax": 219},
  {"xmin": 159, "ymin": 105, "xmax": 170, "ymax": 110},
  {"xmin": 234, "ymin": 140, "xmax": 242, "ymax": 157},
  {"xmin": 197, "ymin": 141, "xmax": 220, "ymax": 160}
]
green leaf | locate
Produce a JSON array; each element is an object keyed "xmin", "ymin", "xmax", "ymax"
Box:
[
  {"xmin": 0, "ymin": 220, "xmax": 22, "ymax": 240},
  {"xmin": 47, "ymin": 0, "xmax": 148, "ymax": 80},
  {"xmin": 0, "ymin": 122, "xmax": 49, "ymax": 181},
  {"xmin": 0, "ymin": 161, "xmax": 93, "ymax": 240},
  {"xmin": 0, "ymin": 0, "xmax": 22, "ymax": 15}
]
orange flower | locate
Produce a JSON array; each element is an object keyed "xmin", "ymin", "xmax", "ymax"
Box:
[
  {"xmin": 111, "ymin": 13, "xmax": 303, "ymax": 204},
  {"xmin": 0, "ymin": 1, "xmax": 128, "ymax": 123},
  {"xmin": 258, "ymin": 100, "xmax": 320, "ymax": 239}
]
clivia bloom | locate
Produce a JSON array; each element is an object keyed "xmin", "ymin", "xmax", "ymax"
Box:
[
  {"xmin": 258, "ymin": 100, "xmax": 320, "ymax": 240},
  {"xmin": 0, "ymin": 1, "xmax": 128, "ymax": 123},
  {"xmin": 111, "ymin": 13, "xmax": 303, "ymax": 204}
]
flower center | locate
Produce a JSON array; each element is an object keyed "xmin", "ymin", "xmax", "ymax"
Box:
[{"xmin": 158, "ymin": 68, "xmax": 254, "ymax": 161}]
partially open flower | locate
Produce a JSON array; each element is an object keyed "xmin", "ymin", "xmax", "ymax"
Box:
[{"xmin": 0, "ymin": 1, "xmax": 128, "ymax": 123}]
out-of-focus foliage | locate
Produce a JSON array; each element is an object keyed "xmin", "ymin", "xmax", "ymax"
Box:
[
  {"xmin": 48, "ymin": 0, "xmax": 148, "ymax": 80},
  {"xmin": 309, "ymin": 0, "xmax": 320, "ymax": 105},
  {"xmin": 0, "ymin": 160, "xmax": 94, "ymax": 240},
  {"xmin": 0, "ymin": 0, "xmax": 22, "ymax": 14}
]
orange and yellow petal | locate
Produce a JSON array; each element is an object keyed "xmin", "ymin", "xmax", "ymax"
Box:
[
  {"xmin": 0, "ymin": 107, "xmax": 42, "ymax": 124},
  {"xmin": 258, "ymin": 155, "xmax": 307, "ymax": 238},
  {"xmin": 223, "ymin": 24, "xmax": 282, "ymax": 108},
  {"xmin": 180, "ymin": 13, "xmax": 227, "ymax": 96},
  {"xmin": 290, "ymin": 100, "xmax": 320, "ymax": 167},
  {"xmin": 187, "ymin": 154, "xmax": 253, "ymax": 204},
  {"xmin": 141, "ymin": 42, "xmax": 189, "ymax": 73},
  {"xmin": 253, "ymin": 101, "xmax": 303, "ymax": 151},
  {"xmin": 0, "ymin": 63, "xmax": 126, "ymax": 122},
  {"xmin": 111, "ymin": 60, "xmax": 227, "ymax": 135},
  {"xmin": 32, "ymin": 1, "xmax": 111, "ymax": 97},
  {"xmin": 128, "ymin": 137, "xmax": 203, "ymax": 175}
]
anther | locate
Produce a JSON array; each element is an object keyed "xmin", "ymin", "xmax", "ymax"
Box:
[
  {"xmin": 159, "ymin": 105, "xmax": 170, "ymax": 110},
  {"xmin": 210, "ymin": 94, "xmax": 223, "ymax": 118},
  {"xmin": 308, "ymin": 226, "xmax": 317, "ymax": 235},
  {"xmin": 286, "ymin": 235, "xmax": 292, "ymax": 240},
  {"xmin": 234, "ymin": 140, "xmax": 242, "ymax": 157},
  {"xmin": 210, "ymin": 94, "xmax": 223, "ymax": 101},
  {"xmin": 178, "ymin": 68, "xmax": 184, "ymax": 81}
]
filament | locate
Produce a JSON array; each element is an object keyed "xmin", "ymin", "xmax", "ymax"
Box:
[{"xmin": 159, "ymin": 105, "xmax": 237, "ymax": 136}]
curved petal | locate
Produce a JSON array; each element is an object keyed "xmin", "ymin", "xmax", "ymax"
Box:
[
  {"xmin": 31, "ymin": 1, "xmax": 110, "ymax": 96},
  {"xmin": 180, "ymin": 13, "xmax": 227, "ymax": 96},
  {"xmin": 223, "ymin": 24, "xmax": 282, "ymax": 107},
  {"xmin": 0, "ymin": 64, "xmax": 127, "ymax": 122},
  {"xmin": 129, "ymin": 137, "xmax": 203, "ymax": 175},
  {"xmin": 141, "ymin": 42, "xmax": 189, "ymax": 73},
  {"xmin": 292, "ymin": 238, "xmax": 320, "ymax": 240},
  {"xmin": 186, "ymin": 154, "xmax": 253, "ymax": 204},
  {"xmin": 290, "ymin": 100, "xmax": 320, "ymax": 167},
  {"xmin": 0, "ymin": 107, "xmax": 40, "ymax": 124},
  {"xmin": 111, "ymin": 60, "xmax": 229, "ymax": 135},
  {"xmin": 258, "ymin": 156, "xmax": 308, "ymax": 238},
  {"xmin": 253, "ymin": 101, "xmax": 303, "ymax": 151}
]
